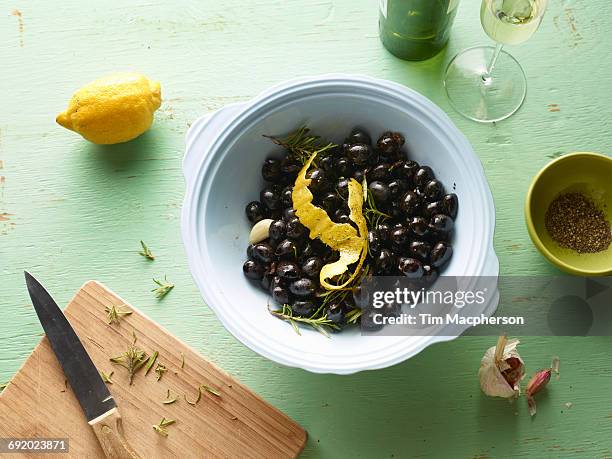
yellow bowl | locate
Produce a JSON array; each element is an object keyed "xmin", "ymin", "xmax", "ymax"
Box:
[{"xmin": 525, "ymin": 152, "xmax": 612, "ymax": 276}]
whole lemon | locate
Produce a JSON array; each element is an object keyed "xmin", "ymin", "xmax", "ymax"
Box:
[{"xmin": 56, "ymin": 72, "xmax": 161, "ymax": 145}]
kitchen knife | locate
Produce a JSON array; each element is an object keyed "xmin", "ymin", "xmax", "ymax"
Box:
[{"xmin": 25, "ymin": 272, "xmax": 141, "ymax": 459}]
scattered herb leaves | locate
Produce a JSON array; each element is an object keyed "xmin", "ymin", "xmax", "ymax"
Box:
[
  {"xmin": 105, "ymin": 304, "xmax": 132, "ymax": 325},
  {"xmin": 201, "ymin": 385, "xmax": 221, "ymax": 397},
  {"xmin": 152, "ymin": 417, "xmax": 175, "ymax": 437},
  {"xmin": 152, "ymin": 276, "xmax": 174, "ymax": 299},
  {"xmin": 162, "ymin": 389, "xmax": 178, "ymax": 405},
  {"xmin": 155, "ymin": 363, "xmax": 168, "ymax": 381},
  {"xmin": 184, "ymin": 386, "xmax": 202, "ymax": 406},
  {"xmin": 139, "ymin": 240, "xmax": 155, "ymax": 260},
  {"xmin": 144, "ymin": 351, "xmax": 159, "ymax": 376},
  {"xmin": 100, "ymin": 370, "xmax": 114, "ymax": 384}
]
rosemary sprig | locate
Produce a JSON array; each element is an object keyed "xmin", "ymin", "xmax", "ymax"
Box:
[
  {"xmin": 269, "ymin": 304, "xmax": 339, "ymax": 337},
  {"xmin": 105, "ymin": 304, "xmax": 132, "ymax": 325},
  {"xmin": 109, "ymin": 345, "xmax": 148, "ymax": 385},
  {"xmin": 162, "ymin": 389, "xmax": 178, "ymax": 405},
  {"xmin": 144, "ymin": 351, "xmax": 159, "ymax": 375},
  {"xmin": 263, "ymin": 126, "xmax": 336, "ymax": 165},
  {"xmin": 152, "ymin": 417, "xmax": 175, "ymax": 437},
  {"xmin": 155, "ymin": 363, "xmax": 167, "ymax": 381},
  {"xmin": 100, "ymin": 370, "xmax": 114, "ymax": 384},
  {"xmin": 152, "ymin": 276, "xmax": 174, "ymax": 299},
  {"xmin": 139, "ymin": 240, "xmax": 155, "ymax": 260},
  {"xmin": 362, "ymin": 178, "xmax": 391, "ymax": 229}
]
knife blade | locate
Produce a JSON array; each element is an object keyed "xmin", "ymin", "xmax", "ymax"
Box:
[{"xmin": 25, "ymin": 272, "xmax": 141, "ymax": 459}]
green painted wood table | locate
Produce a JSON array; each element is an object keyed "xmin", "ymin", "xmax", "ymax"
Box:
[{"xmin": 2, "ymin": 0, "xmax": 611, "ymax": 457}]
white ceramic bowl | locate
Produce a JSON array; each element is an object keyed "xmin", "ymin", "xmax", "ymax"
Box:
[{"xmin": 181, "ymin": 75, "xmax": 499, "ymax": 374}]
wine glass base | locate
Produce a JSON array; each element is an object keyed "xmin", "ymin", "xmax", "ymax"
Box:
[{"xmin": 444, "ymin": 46, "xmax": 527, "ymax": 123}]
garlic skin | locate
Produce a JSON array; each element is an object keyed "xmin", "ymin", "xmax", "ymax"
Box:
[
  {"xmin": 478, "ymin": 336, "xmax": 525, "ymax": 398},
  {"xmin": 249, "ymin": 219, "xmax": 274, "ymax": 244}
]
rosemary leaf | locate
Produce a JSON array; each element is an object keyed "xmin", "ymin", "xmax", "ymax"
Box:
[
  {"xmin": 152, "ymin": 276, "xmax": 174, "ymax": 299},
  {"xmin": 184, "ymin": 386, "xmax": 202, "ymax": 406},
  {"xmin": 155, "ymin": 363, "xmax": 168, "ymax": 381},
  {"xmin": 144, "ymin": 351, "xmax": 159, "ymax": 376},
  {"xmin": 345, "ymin": 308, "xmax": 363, "ymax": 325},
  {"xmin": 152, "ymin": 417, "xmax": 176, "ymax": 437},
  {"xmin": 162, "ymin": 389, "xmax": 178, "ymax": 405},
  {"xmin": 139, "ymin": 240, "xmax": 155, "ymax": 260},
  {"xmin": 180, "ymin": 352, "xmax": 185, "ymax": 369},
  {"xmin": 105, "ymin": 304, "xmax": 132, "ymax": 325},
  {"xmin": 201, "ymin": 385, "xmax": 221, "ymax": 397},
  {"xmin": 0, "ymin": 382, "xmax": 8, "ymax": 392},
  {"xmin": 100, "ymin": 370, "xmax": 114, "ymax": 384}
]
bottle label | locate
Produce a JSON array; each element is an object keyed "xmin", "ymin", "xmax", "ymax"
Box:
[{"xmin": 379, "ymin": 0, "xmax": 388, "ymax": 18}]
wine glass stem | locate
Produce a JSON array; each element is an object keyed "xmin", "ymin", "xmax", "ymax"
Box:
[{"xmin": 486, "ymin": 43, "xmax": 504, "ymax": 76}]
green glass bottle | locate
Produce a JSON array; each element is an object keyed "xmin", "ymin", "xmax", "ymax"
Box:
[{"xmin": 379, "ymin": 0, "xmax": 460, "ymax": 61}]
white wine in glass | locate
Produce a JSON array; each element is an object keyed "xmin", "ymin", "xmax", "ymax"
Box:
[{"xmin": 444, "ymin": 0, "xmax": 547, "ymax": 123}]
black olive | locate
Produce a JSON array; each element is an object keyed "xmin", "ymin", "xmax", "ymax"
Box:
[
  {"xmin": 346, "ymin": 144, "xmax": 371, "ymax": 166},
  {"xmin": 361, "ymin": 309, "xmax": 384, "ymax": 332},
  {"xmin": 260, "ymin": 187, "xmax": 281, "ymax": 210},
  {"xmin": 252, "ymin": 242, "xmax": 274, "ymax": 263},
  {"xmin": 408, "ymin": 240, "xmax": 431, "ymax": 261},
  {"xmin": 326, "ymin": 302, "xmax": 345, "ymax": 325},
  {"xmin": 377, "ymin": 131, "xmax": 405, "ymax": 155},
  {"xmin": 388, "ymin": 179, "xmax": 407, "ymax": 199},
  {"xmin": 280, "ymin": 156, "xmax": 301, "ymax": 176},
  {"xmin": 260, "ymin": 270, "xmax": 274, "ymax": 290},
  {"xmin": 290, "ymin": 278, "xmax": 317, "ymax": 297},
  {"xmin": 429, "ymin": 214, "xmax": 454, "ymax": 234},
  {"xmin": 243, "ymin": 260, "xmax": 265, "ymax": 280},
  {"xmin": 414, "ymin": 166, "xmax": 434, "ymax": 187},
  {"xmin": 368, "ymin": 163, "xmax": 390, "ymax": 181},
  {"xmin": 333, "ymin": 209, "xmax": 351, "ymax": 224},
  {"xmin": 400, "ymin": 191, "xmax": 421, "ymax": 216},
  {"xmin": 377, "ymin": 223, "xmax": 391, "ymax": 242},
  {"xmin": 348, "ymin": 128, "xmax": 371, "ymax": 145},
  {"xmin": 422, "ymin": 264, "xmax": 439, "ymax": 284},
  {"xmin": 292, "ymin": 300, "xmax": 317, "ymax": 317},
  {"xmin": 424, "ymin": 201, "xmax": 445, "ymax": 218},
  {"xmin": 245, "ymin": 201, "xmax": 267, "ymax": 224},
  {"xmin": 398, "ymin": 257, "xmax": 424, "ymax": 278},
  {"xmin": 442, "ymin": 193, "xmax": 459, "ymax": 219},
  {"xmin": 352, "ymin": 169, "xmax": 366, "ymax": 183},
  {"xmin": 390, "ymin": 160, "xmax": 418, "ymax": 182},
  {"xmin": 407, "ymin": 216, "xmax": 429, "ymax": 239},
  {"xmin": 269, "ymin": 219, "xmax": 287, "ymax": 242},
  {"xmin": 321, "ymin": 192, "xmax": 341, "ymax": 214},
  {"xmin": 368, "ymin": 231, "xmax": 381, "ymax": 256},
  {"xmin": 335, "ymin": 157, "xmax": 353, "ymax": 177},
  {"xmin": 389, "ymin": 226, "xmax": 409, "ymax": 247},
  {"xmin": 424, "ymin": 180, "xmax": 444, "ymax": 202},
  {"xmin": 261, "ymin": 158, "xmax": 281, "ymax": 182},
  {"xmin": 336, "ymin": 178, "xmax": 350, "ymax": 198},
  {"xmin": 302, "ymin": 257, "xmax": 323, "ymax": 278},
  {"xmin": 276, "ymin": 260, "xmax": 301, "ymax": 280},
  {"xmin": 374, "ymin": 248, "xmax": 396, "ymax": 274},
  {"xmin": 281, "ymin": 186, "xmax": 293, "ymax": 207},
  {"xmin": 368, "ymin": 181, "xmax": 390, "ymax": 203},
  {"xmin": 272, "ymin": 286, "xmax": 290, "ymax": 304},
  {"xmin": 299, "ymin": 242, "xmax": 314, "ymax": 261},
  {"xmin": 319, "ymin": 154, "xmax": 335, "ymax": 172},
  {"xmin": 286, "ymin": 217, "xmax": 307, "ymax": 240},
  {"xmin": 246, "ymin": 244, "xmax": 255, "ymax": 259},
  {"xmin": 306, "ymin": 168, "xmax": 329, "ymax": 194},
  {"xmin": 283, "ymin": 207, "xmax": 297, "ymax": 221},
  {"xmin": 275, "ymin": 239, "xmax": 298, "ymax": 260},
  {"xmin": 430, "ymin": 241, "xmax": 453, "ymax": 268}
]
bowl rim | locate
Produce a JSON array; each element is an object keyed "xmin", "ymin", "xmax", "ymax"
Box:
[
  {"xmin": 182, "ymin": 74, "xmax": 499, "ymax": 374},
  {"xmin": 524, "ymin": 151, "xmax": 612, "ymax": 276}
]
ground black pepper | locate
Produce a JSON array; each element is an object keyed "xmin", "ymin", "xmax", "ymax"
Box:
[{"xmin": 545, "ymin": 192, "xmax": 611, "ymax": 253}]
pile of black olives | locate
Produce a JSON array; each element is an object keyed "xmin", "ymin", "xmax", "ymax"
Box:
[{"xmin": 243, "ymin": 127, "xmax": 458, "ymax": 330}]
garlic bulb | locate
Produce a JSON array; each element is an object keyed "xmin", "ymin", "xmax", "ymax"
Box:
[{"xmin": 478, "ymin": 335, "xmax": 525, "ymax": 398}]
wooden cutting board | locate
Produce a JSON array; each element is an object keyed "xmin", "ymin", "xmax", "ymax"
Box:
[{"xmin": 0, "ymin": 281, "xmax": 307, "ymax": 458}]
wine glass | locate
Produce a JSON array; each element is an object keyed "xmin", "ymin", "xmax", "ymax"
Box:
[{"xmin": 444, "ymin": 0, "xmax": 548, "ymax": 123}]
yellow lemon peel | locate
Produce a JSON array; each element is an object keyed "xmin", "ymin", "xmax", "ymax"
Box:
[{"xmin": 292, "ymin": 152, "xmax": 368, "ymax": 290}]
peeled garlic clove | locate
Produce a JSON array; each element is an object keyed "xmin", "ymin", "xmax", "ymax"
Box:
[
  {"xmin": 249, "ymin": 219, "xmax": 274, "ymax": 244},
  {"xmin": 478, "ymin": 335, "xmax": 525, "ymax": 399}
]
